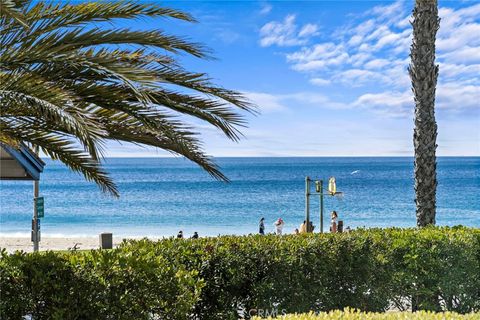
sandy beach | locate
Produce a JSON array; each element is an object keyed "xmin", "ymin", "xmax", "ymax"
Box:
[{"xmin": 0, "ymin": 236, "xmax": 160, "ymax": 253}]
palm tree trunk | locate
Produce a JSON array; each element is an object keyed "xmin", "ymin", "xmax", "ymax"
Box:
[{"xmin": 409, "ymin": 0, "xmax": 440, "ymax": 227}]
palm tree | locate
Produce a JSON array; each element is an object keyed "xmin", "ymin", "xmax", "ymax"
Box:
[
  {"xmin": 409, "ymin": 0, "xmax": 439, "ymax": 227},
  {"xmin": 0, "ymin": 0, "xmax": 254, "ymax": 197}
]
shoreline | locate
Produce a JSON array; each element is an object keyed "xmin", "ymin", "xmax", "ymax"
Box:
[{"xmin": 0, "ymin": 236, "xmax": 164, "ymax": 253}]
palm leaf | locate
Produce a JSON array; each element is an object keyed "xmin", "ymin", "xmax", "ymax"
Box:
[
  {"xmin": 0, "ymin": 0, "xmax": 29, "ymax": 28},
  {"xmin": 1, "ymin": 119, "xmax": 117, "ymax": 196},
  {"xmin": 0, "ymin": 0, "xmax": 255, "ymax": 195}
]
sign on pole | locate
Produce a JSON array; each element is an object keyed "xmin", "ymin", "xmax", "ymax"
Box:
[{"xmin": 35, "ymin": 197, "xmax": 44, "ymax": 218}]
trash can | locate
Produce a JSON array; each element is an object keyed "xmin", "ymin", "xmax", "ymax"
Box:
[
  {"xmin": 338, "ymin": 220, "xmax": 344, "ymax": 233},
  {"xmin": 99, "ymin": 232, "xmax": 113, "ymax": 249}
]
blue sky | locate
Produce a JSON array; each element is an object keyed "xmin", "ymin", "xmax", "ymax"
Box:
[{"xmin": 106, "ymin": 0, "xmax": 480, "ymax": 157}]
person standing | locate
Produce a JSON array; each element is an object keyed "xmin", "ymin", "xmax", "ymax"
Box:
[
  {"xmin": 274, "ymin": 218, "xmax": 285, "ymax": 235},
  {"xmin": 330, "ymin": 211, "xmax": 338, "ymax": 233},
  {"xmin": 299, "ymin": 220, "xmax": 307, "ymax": 233},
  {"xmin": 259, "ymin": 217, "xmax": 265, "ymax": 235},
  {"xmin": 308, "ymin": 220, "xmax": 315, "ymax": 232}
]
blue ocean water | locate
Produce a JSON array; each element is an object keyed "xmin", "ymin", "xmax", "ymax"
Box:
[{"xmin": 0, "ymin": 157, "xmax": 479, "ymax": 238}]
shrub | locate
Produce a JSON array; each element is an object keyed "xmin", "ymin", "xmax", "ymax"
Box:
[
  {"xmin": 1, "ymin": 227, "xmax": 479, "ymax": 319},
  {"xmin": 253, "ymin": 308, "xmax": 480, "ymax": 319},
  {"xmin": 0, "ymin": 247, "xmax": 202, "ymax": 319}
]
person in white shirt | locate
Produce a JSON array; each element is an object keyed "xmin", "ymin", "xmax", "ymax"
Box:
[{"xmin": 274, "ymin": 218, "xmax": 285, "ymax": 235}]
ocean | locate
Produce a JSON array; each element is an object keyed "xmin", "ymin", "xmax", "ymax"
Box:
[{"xmin": 0, "ymin": 157, "xmax": 479, "ymax": 238}]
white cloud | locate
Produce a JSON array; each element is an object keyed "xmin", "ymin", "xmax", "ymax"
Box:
[
  {"xmin": 282, "ymin": 92, "xmax": 349, "ymax": 110},
  {"xmin": 364, "ymin": 58, "xmax": 390, "ymax": 69},
  {"xmin": 352, "ymin": 19, "xmax": 376, "ymax": 38},
  {"xmin": 264, "ymin": 0, "xmax": 479, "ymax": 118},
  {"xmin": 310, "ymin": 78, "xmax": 331, "ymax": 86},
  {"xmin": 298, "ymin": 23, "xmax": 319, "ymax": 37},
  {"xmin": 259, "ymin": 3, "xmax": 272, "ymax": 15},
  {"xmin": 350, "ymin": 82, "xmax": 480, "ymax": 118},
  {"xmin": 439, "ymin": 63, "xmax": 480, "ymax": 82},
  {"xmin": 245, "ymin": 91, "xmax": 349, "ymax": 112},
  {"xmin": 351, "ymin": 91, "xmax": 413, "ymax": 117},
  {"xmin": 348, "ymin": 35, "xmax": 363, "ymax": 46},
  {"xmin": 396, "ymin": 15, "xmax": 410, "ymax": 29},
  {"xmin": 335, "ymin": 69, "xmax": 388, "ymax": 86},
  {"xmin": 437, "ymin": 23, "xmax": 480, "ymax": 52},
  {"xmin": 440, "ymin": 46, "xmax": 480, "ymax": 64},
  {"xmin": 287, "ymin": 43, "xmax": 349, "ymax": 71},
  {"xmin": 259, "ymin": 14, "xmax": 319, "ymax": 47},
  {"xmin": 367, "ymin": 0, "xmax": 404, "ymax": 24},
  {"xmin": 349, "ymin": 52, "xmax": 372, "ymax": 67},
  {"xmin": 436, "ymin": 83, "xmax": 480, "ymax": 111},
  {"xmin": 287, "ymin": 43, "xmax": 342, "ymax": 62},
  {"xmin": 372, "ymin": 29, "xmax": 410, "ymax": 51},
  {"xmin": 244, "ymin": 92, "xmax": 287, "ymax": 113}
]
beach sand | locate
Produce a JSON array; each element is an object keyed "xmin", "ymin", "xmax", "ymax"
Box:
[{"xmin": 0, "ymin": 236, "xmax": 161, "ymax": 253}]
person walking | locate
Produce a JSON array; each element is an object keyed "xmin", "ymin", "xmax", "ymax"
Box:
[
  {"xmin": 274, "ymin": 218, "xmax": 285, "ymax": 235},
  {"xmin": 259, "ymin": 217, "xmax": 265, "ymax": 235}
]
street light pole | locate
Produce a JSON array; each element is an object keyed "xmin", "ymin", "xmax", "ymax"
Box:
[
  {"xmin": 319, "ymin": 180, "xmax": 324, "ymax": 233},
  {"xmin": 306, "ymin": 176, "xmax": 341, "ymax": 234}
]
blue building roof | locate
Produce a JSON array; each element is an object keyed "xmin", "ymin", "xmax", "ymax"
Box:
[{"xmin": 0, "ymin": 143, "xmax": 45, "ymax": 180}]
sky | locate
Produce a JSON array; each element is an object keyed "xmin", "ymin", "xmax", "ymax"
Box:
[{"xmin": 105, "ymin": 0, "xmax": 480, "ymax": 157}]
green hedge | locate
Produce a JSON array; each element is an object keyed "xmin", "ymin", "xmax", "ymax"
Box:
[
  {"xmin": 253, "ymin": 308, "xmax": 479, "ymax": 319},
  {"xmin": 1, "ymin": 227, "xmax": 479, "ymax": 319}
]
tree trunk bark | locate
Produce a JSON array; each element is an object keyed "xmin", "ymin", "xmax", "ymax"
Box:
[{"xmin": 409, "ymin": 0, "xmax": 439, "ymax": 227}]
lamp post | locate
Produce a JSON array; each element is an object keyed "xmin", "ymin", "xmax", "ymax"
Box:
[
  {"xmin": 315, "ymin": 180, "xmax": 324, "ymax": 233},
  {"xmin": 305, "ymin": 176, "xmax": 342, "ymax": 233}
]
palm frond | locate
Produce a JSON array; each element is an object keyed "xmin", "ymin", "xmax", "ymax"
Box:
[
  {"xmin": 0, "ymin": 71, "xmax": 106, "ymax": 159},
  {"xmin": 0, "ymin": 0, "xmax": 255, "ymax": 195},
  {"xmin": 103, "ymin": 119, "xmax": 228, "ymax": 181},
  {"xmin": 26, "ymin": 1, "xmax": 196, "ymax": 34},
  {"xmin": 1, "ymin": 119, "xmax": 118, "ymax": 196},
  {"xmin": 0, "ymin": 0, "xmax": 29, "ymax": 28}
]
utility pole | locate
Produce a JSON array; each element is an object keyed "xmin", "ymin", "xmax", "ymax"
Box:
[{"xmin": 32, "ymin": 146, "xmax": 39, "ymax": 252}]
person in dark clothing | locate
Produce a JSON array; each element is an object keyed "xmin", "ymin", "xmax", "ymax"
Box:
[{"xmin": 259, "ymin": 217, "xmax": 265, "ymax": 235}]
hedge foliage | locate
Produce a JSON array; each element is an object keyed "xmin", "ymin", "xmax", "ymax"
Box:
[
  {"xmin": 254, "ymin": 308, "xmax": 480, "ymax": 320},
  {"xmin": 1, "ymin": 227, "xmax": 479, "ymax": 319}
]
